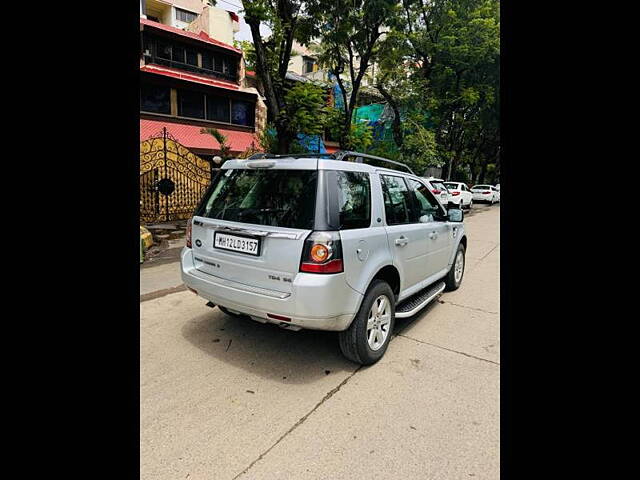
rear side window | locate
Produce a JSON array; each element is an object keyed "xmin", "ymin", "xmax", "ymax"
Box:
[
  {"xmin": 336, "ymin": 171, "xmax": 371, "ymax": 230},
  {"xmin": 197, "ymin": 169, "xmax": 317, "ymax": 229},
  {"xmin": 380, "ymin": 175, "xmax": 412, "ymax": 225}
]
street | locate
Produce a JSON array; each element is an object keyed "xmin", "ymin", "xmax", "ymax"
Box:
[{"xmin": 140, "ymin": 205, "xmax": 499, "ymax": 479}]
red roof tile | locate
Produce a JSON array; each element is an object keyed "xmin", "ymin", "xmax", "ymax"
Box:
[
  {"xmin": 140, "ymin": 118, "xmax": 260, "ymax": 153},
  {"xmin": 140, "ymin": 17, "xmax": 241, "ymax": 54},
  {"xmin": 140, "ymin": 64, "xmax": 242, "ymax": 91}
]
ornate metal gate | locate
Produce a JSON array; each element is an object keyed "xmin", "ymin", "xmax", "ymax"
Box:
[{"xmin": 140, "ymin": 128, "xmax": 212, "ymax": 223}]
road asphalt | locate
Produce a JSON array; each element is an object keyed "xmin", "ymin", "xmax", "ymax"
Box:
[{"xmin": 140, "ymin": 204, "xmax": 500, "ymax": 479}]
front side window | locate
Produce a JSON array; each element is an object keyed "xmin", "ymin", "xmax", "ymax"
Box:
[
  {"xmin": 199, "ymin": 169, "xmax": 318, "ymax": 229},
  {"xmin": 140, "ymin": 84, "xmax": 171, "ymax": 114},
  {"xmin": 380, "ymin": 175, "xmax": 411, "ymax": 225},
  {"xmin": 407, "ymin": 179, "xmax": 440, "ymax": 223},
  {"xmin": 178, "ymin": 90, "xmax": 205, "ymax": 119},
  {"xmin": 336, "ymin": 171, "xmax": 371, "ymax": 230}
]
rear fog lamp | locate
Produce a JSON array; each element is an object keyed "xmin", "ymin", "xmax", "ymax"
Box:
[{"xmin": 268, "ymin": 313, "xmax": 291, "ymax": 322}]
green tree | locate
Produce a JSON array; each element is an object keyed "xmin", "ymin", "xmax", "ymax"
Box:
[
  {"xmin": 200, "ymin": 127, "xmax": 232, "ymax": 163},
  {"xmin": 374, "ymin": 0, "xmax": 499, "ymax": 180},
  {"xmin": 303, "ymin": 0, "xmax": 400, "ymax": 150},
  {"xmin": 243, "ymin": 0, "xmax": 310, "ymax": 153},
  {"xmin": 234, "ymin": 40, "xmax": 256, "ymax": 71}
]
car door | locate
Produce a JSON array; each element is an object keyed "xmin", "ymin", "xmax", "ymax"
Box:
[
  {"xmin": 406, "ymin": 178, "xmax": 452, "ymax": 277},
  {"xmin": 380, "ymin": 174, "xmax": 430, "ymax": 292},
  {"xmin": 462, "ymin": 184, "xmax": 473, "ymax": 205}
]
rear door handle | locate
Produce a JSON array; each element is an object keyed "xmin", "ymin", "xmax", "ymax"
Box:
[{"xmin": 395, "ymin": 236, "xmax": 409, "ymax": 246}]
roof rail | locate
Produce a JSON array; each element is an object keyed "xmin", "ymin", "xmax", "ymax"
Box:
[
  {"xmin": 247, "ymin": 153, "xmax": 335, "ymax": 160},
  {"xmin": 245, "ymin": 151, "xmax": 414, "ymax": 175},
  {"xmin": 334, "ymin": 151, "xmax": 414, "ymax": 175}
]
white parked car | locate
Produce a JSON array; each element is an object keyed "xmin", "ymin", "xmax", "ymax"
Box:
[
  {"xmin": 471, "ymin": 184, "xmax": 500, "ymax": 204},
  {"xmin": 422, "ymin": 177, "xmax": 450, "ymax": 207},
  {"xmin": 444, "ymin": 182, "xmax": 473, "ymax": 209}
]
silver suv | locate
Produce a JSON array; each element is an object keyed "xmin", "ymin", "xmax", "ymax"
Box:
[{"xmin": 181, "ymin": 152, "xmax": 467, "ymax": 365}]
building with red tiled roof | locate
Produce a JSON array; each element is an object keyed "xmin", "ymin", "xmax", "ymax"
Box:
[{"xmin": 140, "ymin": 2, "xmax": 266, "ymax": 162}]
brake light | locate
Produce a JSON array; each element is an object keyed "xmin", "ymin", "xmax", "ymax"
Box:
[
  {"xmin": 483, "ymin": 191, "xmax": 491, "ymax": 194},
  {"xmin": 432, "ymin": 189, "xmax": 441, "ymax": 194},
  {"xmin": 300, "ymin": 231, "xmax": 344, "ymax": 274},
  {"xmin": 186, "ymin": 218, "xmax": 193, "ymax": 248},
  {"xmin": 451, "ymin": 191, "xmax": 460, "ymax": 196}
]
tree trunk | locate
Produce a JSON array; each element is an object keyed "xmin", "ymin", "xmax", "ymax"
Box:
[
  {"xmin": 478, "ymin": 162, "xmax": 487, "ymax": 184},
  {"xmin": 376, "ymin": 84, "xmax": 403, "ymax": 148},
  {"xmin": 446, "ymin": 149, "xmax": 462, "ymax": 181}
]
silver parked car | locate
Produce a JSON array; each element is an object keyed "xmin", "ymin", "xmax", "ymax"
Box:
[{"xmin": 181, "ymin": 152, "xmax": 467, "ymax": 365}]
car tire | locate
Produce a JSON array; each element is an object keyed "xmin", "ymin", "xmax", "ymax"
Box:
[
  {"xmin": 469, "ymin": 200, "xmax": 473, "ymax": 209},
  {"xmin": 444, "ymin": 242, "xmax": 466, "ymax": 292},
  {"xmin": 339, "ymin": 280, "xmax": 396, "ymax": 365}
]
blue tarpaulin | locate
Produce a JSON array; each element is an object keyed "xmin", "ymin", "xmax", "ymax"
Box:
[
  {"xmin": 266, "ymin": 128, "xmax": 327, "ymax": 153},
  {"xmin": 296, "ymin": 133, "xmax": 327, "ymax": 153}
]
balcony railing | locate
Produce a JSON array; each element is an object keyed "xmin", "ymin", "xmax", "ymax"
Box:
[{"xmin": 144, "ymin": 54, "xmax": 238, "ymax": 83}]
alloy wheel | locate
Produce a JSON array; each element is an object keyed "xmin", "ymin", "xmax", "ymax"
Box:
[{"xmin": 366, "ymin": 295, "xmax": 392, "ymax": 351}]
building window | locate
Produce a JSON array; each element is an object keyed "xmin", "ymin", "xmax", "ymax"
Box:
[
  {"xmin": 201, "ymin": 52, "xmax": 214, "ymax": 71},
  {"xmin": 178, "ymin": 90, "xmax": 205, "ymax": 119},
  {"xmin": 186, "ymin": 48, "xmax": 198, "ymax": 66},
  {"xmin": 174, "ymin": 88, "xmax": 254, "ymax": 127},
  {"xmin": 140, "ymin": 84, "xmax": 171, "ymax": 114},
  {"xmin": 303, "ymin": 57, "xmax": 317, "ymax": 74},
  {"xmin": 143, "ymin": 33, "xmax": 238, "ymax": 81},
  {"xmin": 207, "ymin": 95, "xmax": 230, "ymax": 122},
  {"xmin": 156, "ymin": 39, "xmax": 171, "ymax": 60},
  {"xmin": 175, "ymin": 7, "xmax": 197, "ymax": 23},
  {"xmin": 231, "ymin": 100, "xmax": 254, "ymax": 126}
]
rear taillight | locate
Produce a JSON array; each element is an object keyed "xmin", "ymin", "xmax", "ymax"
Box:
[
  {"xmin": 432, "ymin": 189, "xmax": 441, "ymax": 194},
  {"xmin": 483, "ymin": 191, "xmax": 491, "ymax": 194},
  {"xmin": 186, "ymin": 218, "xmax": 193, "ymax": 248},
  {"xmin": 451, "ymin": 191, "xmax": 460, "ymax": 196},
  {"xmin": 300, "ymin": 231, "xmax": 344, "ymax": 274}
]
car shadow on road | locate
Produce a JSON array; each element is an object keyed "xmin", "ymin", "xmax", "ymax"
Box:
[
  {"xmin": 181, "ymin": 307, "xmax": 356, "ymax": 384},
  {"xmin": 393, "ymin": 299, "xmax": 440, "ymax": 337}
]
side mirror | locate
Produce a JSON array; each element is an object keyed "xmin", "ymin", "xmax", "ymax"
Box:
[{"xmin": 448, "ymin": 208, "xmax": 463, "ymax": 222}]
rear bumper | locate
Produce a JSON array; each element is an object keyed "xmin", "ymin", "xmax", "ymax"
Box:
[
  {"xmin": 180, "ymin": 248, "xmax": 362, "ymax": 331},
  {"xmin": 472, "ymin": 194, "xmax": 493, "ymax": 202}
]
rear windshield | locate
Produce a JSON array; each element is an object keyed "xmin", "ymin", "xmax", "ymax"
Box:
[
  {"xmin": 472, "ymin": 185, "xmax": 491, "ymax": 190},
  {"xmin": 197, "ymin": 169, "xmax": 317, "ymax": 229},
  {"xmin": 444, "ymin": 182, "xmax": 459, "ymax": 190},
  {"xmin": 431, "ymin": 181, "xmax": 447, "ymax": 190}
]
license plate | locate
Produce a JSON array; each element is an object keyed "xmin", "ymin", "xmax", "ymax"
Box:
[{"xmin": 214, "ymin": 232, "xmax": 261, "ymax": 256}]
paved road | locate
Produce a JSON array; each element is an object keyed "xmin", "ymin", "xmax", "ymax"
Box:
[{"xmin": 140, "ymin": 205, "xmax": 500, "ymax": 479}]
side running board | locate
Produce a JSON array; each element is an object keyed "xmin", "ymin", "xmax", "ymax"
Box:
[{"xmin": 395, "ymin": 281, "xmax": 446, "ymax": 318}]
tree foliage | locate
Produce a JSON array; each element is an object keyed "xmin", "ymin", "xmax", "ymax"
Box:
[{"xmin": 302, "ymin": 0, "xmax": 400, "ymax": 149}]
